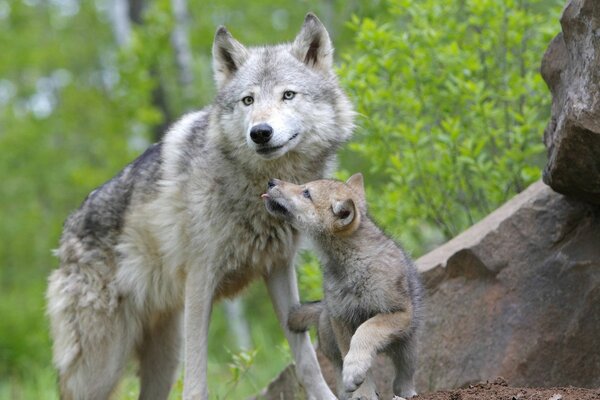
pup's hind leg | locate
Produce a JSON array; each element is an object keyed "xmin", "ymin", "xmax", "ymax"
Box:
[
  {"xmin": 138, "ymin": 311, "xmax": 182, "ymax": 400},
  {"xmin": 316, "ymin": 313, "xmax": 347, "ymax": 399},
  {"xmin": 330, "ymin": 320, "xmax": 378, "ymax": 400},
  {"xmin": 388, "ymin": 335, "xmax": 418, "ymax": 398},
  {"xmin": 48, "ymin": 266, "xmax": 137, "ymax": 400}
]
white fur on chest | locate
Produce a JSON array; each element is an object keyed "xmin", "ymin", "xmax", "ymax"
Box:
[{"xmin": 115, "ymin": 165, "xmax": 299, "ymax": 312}]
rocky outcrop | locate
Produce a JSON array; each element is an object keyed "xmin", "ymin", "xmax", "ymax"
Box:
[
  {"xmin": 253, "ymin": 181, "xmax": 600, "ymax": 398},
  {"xmin": 414, "ymin": 180, "xmax": 600, "ymax": 391},
  {"xmin": 541, "ymin": 0, "xmax": 600, "ymax": 204}
]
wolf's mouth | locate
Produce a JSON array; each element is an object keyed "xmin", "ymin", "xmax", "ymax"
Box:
[
  {"xmin": 265, "ymin": 198, "xmax": 290, "ymax": 216},
  {"xmin": 256, "ymin": 133, "xmax": 300, "ymax": 155}
]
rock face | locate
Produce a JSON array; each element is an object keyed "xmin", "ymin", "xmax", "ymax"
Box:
[
  {"xmin": 414, "ymin": 180, "xmax": 600, "ymax": 391},
  {"xmin": 541, "ymin": 0, "xmax": 600, "ymax": 204},
  {"xmin": 253, "ymin": 181, "xmax": 600, "ymax": 398}
]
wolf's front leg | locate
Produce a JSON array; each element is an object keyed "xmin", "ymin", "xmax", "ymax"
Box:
[
  {"xmin": 343, "ymin": 311, "xmax": 412, "ymax": 393},
  {"xmin": 265, "ymin": 263, "xmax": 337, "ymax": 400},
  {"xmin": 183, "ymin": 267, "xmax": 216, "ymax": 400}
]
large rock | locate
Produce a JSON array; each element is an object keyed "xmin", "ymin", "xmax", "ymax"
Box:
[
  {"xmin": 541, "ymin": 0, "xmax": 600, "ymax": 204},
  {"xmin": 415, "ymin": 180, "xmax": 600, "ymax": 391},
  {"xmin": 253, "ymin": 181, "xmax": 600, "ymax": 398}
]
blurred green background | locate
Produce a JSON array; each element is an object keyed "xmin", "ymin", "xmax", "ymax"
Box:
[{"xmin": 0, "ymin": 0, "xmax": 563, "ymax": 398}]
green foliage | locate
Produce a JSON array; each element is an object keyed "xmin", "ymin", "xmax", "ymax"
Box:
[
  {"xmin": 338, "ymin": 0, "xmax": 562, "ymax": 254},
  {"xmin": 221, "ymin": 348, "xmax": 259, "ymax": 399},
  {"xmin": 297, "ymin": 251, "xmax": 324, "ymax": 301}
]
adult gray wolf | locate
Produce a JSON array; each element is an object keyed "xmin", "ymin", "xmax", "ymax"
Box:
[
  {"xmin": 46, "ymin": 13, "xmax": 353, "ymax": 400},
  {"xmin": 262, "ymin": 174, "xmax": 422, "ymax": 400}
]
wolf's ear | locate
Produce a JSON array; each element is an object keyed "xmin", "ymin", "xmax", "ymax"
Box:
[
  {"xmin": 346, "ymin": 173, "xmax": 365, "ymax": 200},
  {"xmin": 332, "ymin": 198, "xmax": 359, "ymax": 233},
  {"xmin": 212, "ymin": 26, "xmax": 249, "ymax": 89},
  {"xmin": 291, "ymin": 13, "xmax": 333, "ymax": 72}
]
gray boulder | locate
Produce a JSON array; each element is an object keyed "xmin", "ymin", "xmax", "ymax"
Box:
[{"xmin": 541, "ymin": 0, "xmax": 600, "ymax": 204}]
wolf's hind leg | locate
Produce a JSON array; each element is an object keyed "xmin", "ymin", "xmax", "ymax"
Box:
[
  {"xmin": 48, "ymin": 266, "xmax": 136, "ymax": 400},
  {"xmin": 137, "ymin": 311, "xmax": 182, "ymax": 400}
]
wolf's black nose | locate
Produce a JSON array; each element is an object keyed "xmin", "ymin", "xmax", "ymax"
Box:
[
  {"xmin": 250, "ymin": 123, "xmax": 273, "ymax": 144},
  {"xmin": 267, "ymin": 179, "xmax": 277, "ymax": 188}
]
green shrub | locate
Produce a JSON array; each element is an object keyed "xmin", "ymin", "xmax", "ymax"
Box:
[{"xmin": 338, "ymin": 0, "xmax": 562, "ymax": 254}]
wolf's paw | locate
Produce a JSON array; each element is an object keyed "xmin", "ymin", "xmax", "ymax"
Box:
[{"xmin": 343, "ymin": 355, "xmax": 370, "ymax": 393}]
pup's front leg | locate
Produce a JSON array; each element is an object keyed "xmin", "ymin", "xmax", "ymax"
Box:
[
  {"xmin": 329, "ymin": 319, "xmax": 377, "ymax": 400},
  {"xmin": 265, "ymin": 263, "xmax": 337, "ymax": 400},
  {"xmin": 348, "ymin": 370, "xmax": 379, "ymax": 400},
  {"xmin": 343, "ymin": 311, "xmax": 412, "ymax": 393},
  {"xmin": 183, "ymin": 267, "xmax": 216, "ymax": 400}
]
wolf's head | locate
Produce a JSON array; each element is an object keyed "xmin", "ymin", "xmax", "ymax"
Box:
[
  {"xmin": 211, "ymin": 13, "xmax": 354, "ymax": 162},
  {"xmin": 261, "ymin": 173, "xmax": 366, "ymax": 236}
]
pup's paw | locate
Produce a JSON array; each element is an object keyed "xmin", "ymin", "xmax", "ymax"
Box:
[
  {"xmin": 350, "ymin": 390, "xmax": 379, "ymax": 400},
  {"xmin": 343, "ymin": 355, "xmax": 370, "ymax": 393}
]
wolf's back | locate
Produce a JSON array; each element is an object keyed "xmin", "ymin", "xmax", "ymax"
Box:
[{"xmin": 60, "ymin": 142, "xmax": 163, "ymax": 249}]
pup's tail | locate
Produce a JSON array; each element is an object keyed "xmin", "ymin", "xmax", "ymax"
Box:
[{"xmin": 288, "ymin": 301, "xmax": 324, "ymax": 332}]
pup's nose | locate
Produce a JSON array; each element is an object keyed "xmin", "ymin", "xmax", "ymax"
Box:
[
  {"xmin": 267, "ymin": 179, "xmax": 278, "ymax": 188},
  {"xmin": 250, "ymin": 123, "xmax": 273, "ymax": 144}
]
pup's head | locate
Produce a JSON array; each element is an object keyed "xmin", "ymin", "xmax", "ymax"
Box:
[
  {"xmin": 262, "ymin": 173, "xmax": 366, "ymax": 236},
  {"xmin": 211, "ymin": 13, "xmax": 353, "ymax": 160}
]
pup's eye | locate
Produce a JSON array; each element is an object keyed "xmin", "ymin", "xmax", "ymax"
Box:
[
  {"xmin": 242, "ymin": 96, "xmax": 254, "ymax": 106},
  {"xmin": 283, "ymin": 91, "xmax": 296, "ymax": 100},
  {"xmin": 302, "ymin": 189, "xmax": 312, "ymax": 200}
]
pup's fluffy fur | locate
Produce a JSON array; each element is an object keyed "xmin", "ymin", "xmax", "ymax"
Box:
[{"xmin": 263, "ymin": 174, "xmax": 423, "ymax": 399}]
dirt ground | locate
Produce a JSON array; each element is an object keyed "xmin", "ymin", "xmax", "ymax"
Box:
[{"xmin": 411, "ymin": 378, "xmax": 600, "ymax": 400}]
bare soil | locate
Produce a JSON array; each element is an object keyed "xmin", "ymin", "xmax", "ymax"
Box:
[{"xmin": 412, "ymin": 378, "xmax": 600, "ymax": 400}]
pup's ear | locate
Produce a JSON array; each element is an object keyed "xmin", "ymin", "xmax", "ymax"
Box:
[
  {"xmin": 212, "ymin": 26, "xmax": 249, "ymax": 89},
  {"xmin": 291, "ymin": 13, "xmax": 333, "ymax": 72},
  {"xmin": 346, "ymin": 173, "xmax": 365, "ymax": 201},
  {"xmin": 332, "ymin": 198, "xmax": 359, "ymax": 233}
]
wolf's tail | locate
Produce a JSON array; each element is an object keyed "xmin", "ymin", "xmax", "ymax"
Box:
[{"xmin": 288, "ymin": 301, "xmax": 324, "ymax": 332}]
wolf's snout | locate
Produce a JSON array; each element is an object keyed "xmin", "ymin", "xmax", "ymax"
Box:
[
  {"xmin": 267, "ymin": 178, "xmax": 279, "ymax": 188},
  {"xmin": 250, "ymin": 123, "xmax": 273, "ymax": 144}
]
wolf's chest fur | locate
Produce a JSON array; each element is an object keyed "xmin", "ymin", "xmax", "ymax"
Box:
[
  {"xmin": 204, "ymin": 195, "xmax": 299, "ymax": 298},
  {"xmin": 113, "ymin": 116, "xmax": 330, "ymax": 311}
]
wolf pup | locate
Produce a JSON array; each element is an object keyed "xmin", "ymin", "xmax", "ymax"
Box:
[
  {"xmin": 46, "ymin": 13, "xmax": 353, "ymax": 400},
  {"xmin": 262, "ymin": 174, "xmax": 422, "ymax": 400}
]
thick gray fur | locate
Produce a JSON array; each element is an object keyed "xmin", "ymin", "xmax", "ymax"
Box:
[{"xmin": 46, "ymin": 13, "xmax": 353, "ymax": 400}]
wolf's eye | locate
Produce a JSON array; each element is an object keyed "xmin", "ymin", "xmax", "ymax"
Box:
[
  {"xmin": 242, "ymin": 96, "xmax": 254, "ymax": 106},
  {"xmin": 283, "ymin": 91, "xmax": 296, "ymax": 101},
  {"xmin": 302, "ymin": 189, "xmax": 312, "ymax": 200}
]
